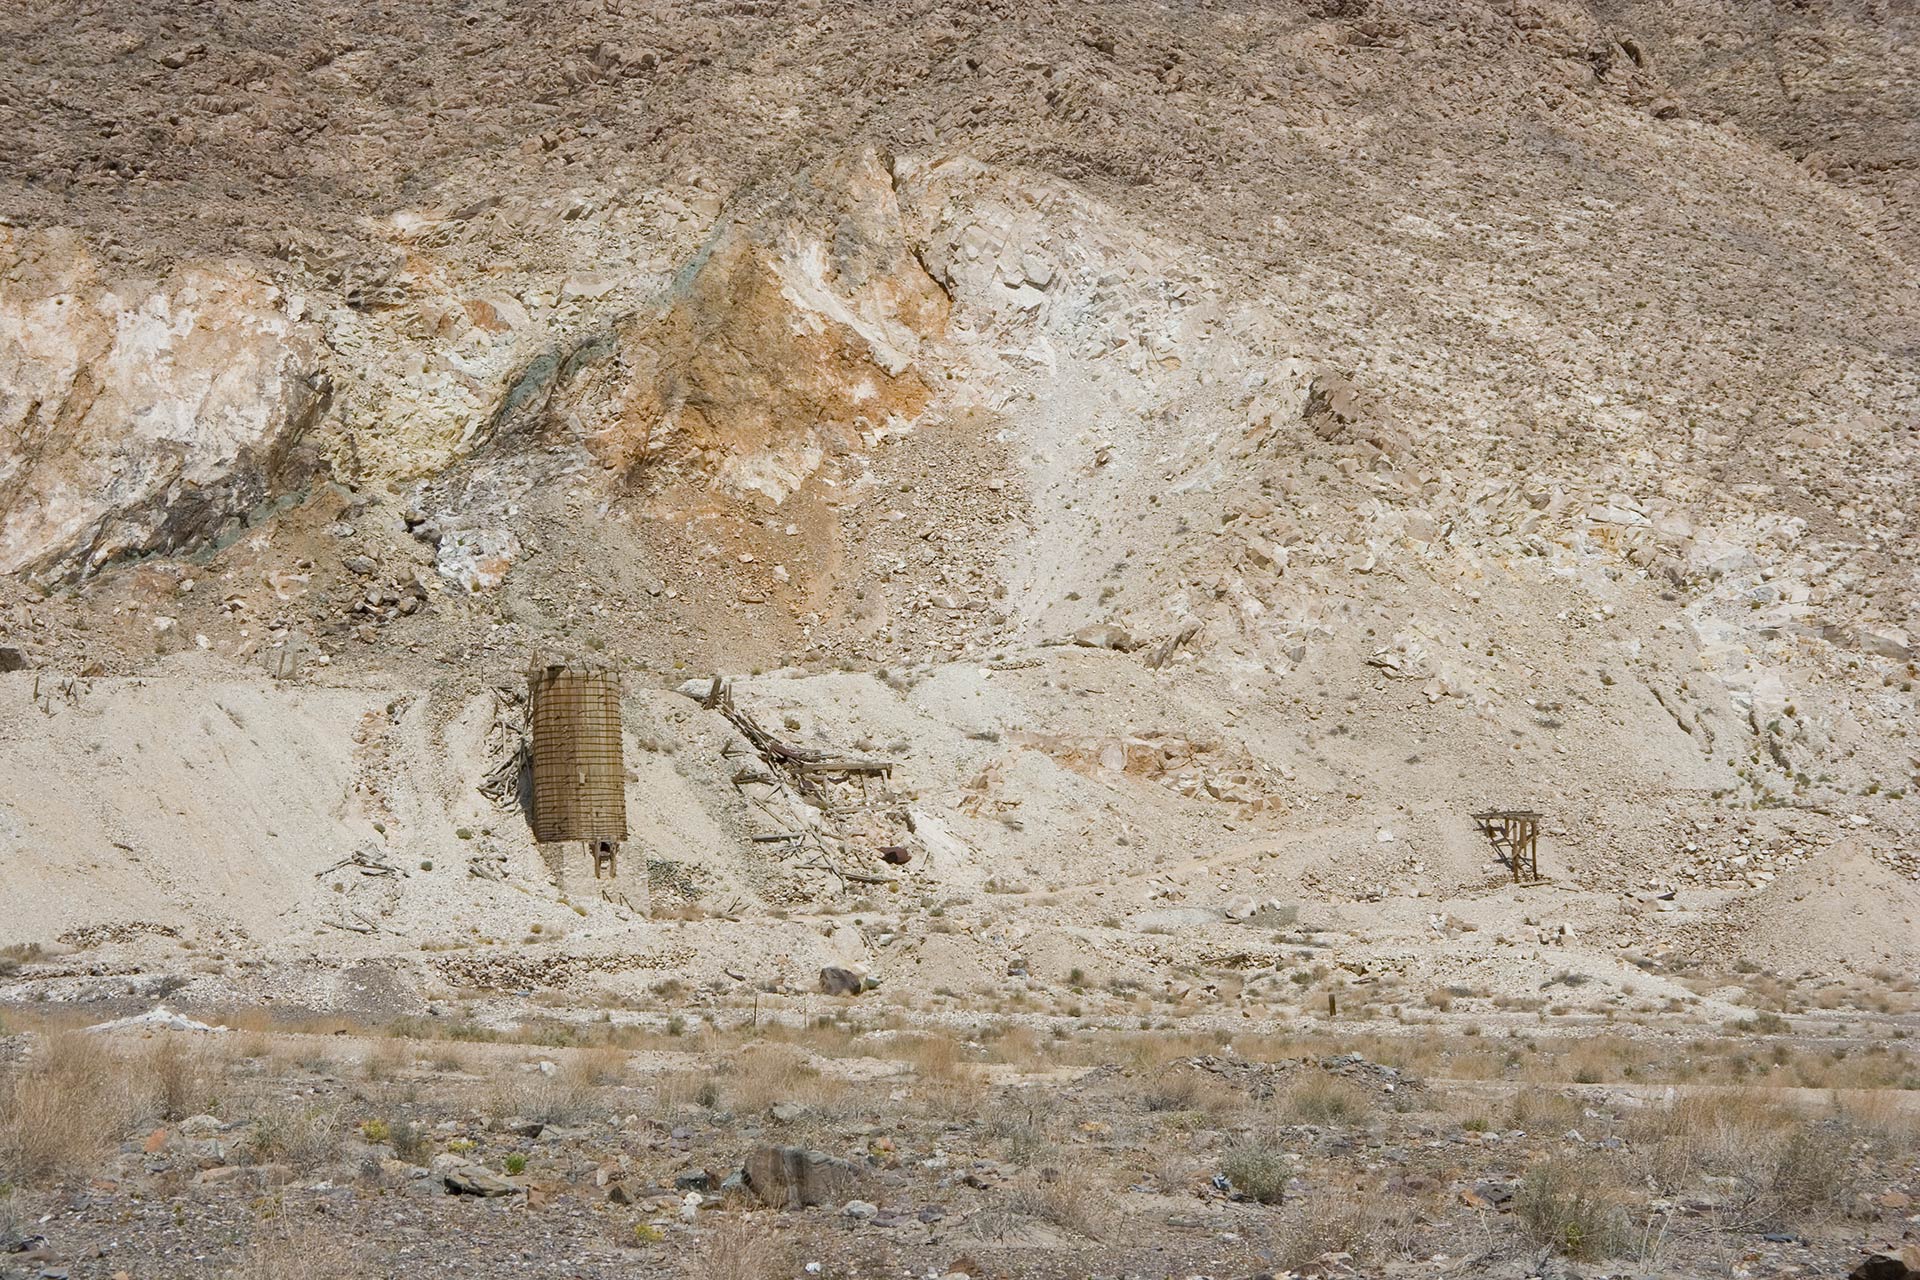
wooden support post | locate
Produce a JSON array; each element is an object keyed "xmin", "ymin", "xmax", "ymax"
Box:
[{"xmin": 591, "ymin": 839, "xmax": 619, "ymax": 879}]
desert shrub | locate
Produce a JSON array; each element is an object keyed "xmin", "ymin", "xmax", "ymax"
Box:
[
  {"xmin": 1515, "ymin": 1157, "xmax": 1637, "ymax": 1260},
  {"xmin": 1007, "ymin": 1167, "xmax": 1105, "ymax": 1238},
  {"xmin": 1221, "ymin": 1141, "xmax": 1291, "ymax": 1204}
]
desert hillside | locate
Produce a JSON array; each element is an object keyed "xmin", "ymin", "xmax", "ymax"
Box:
[{"xmin": 0, "ymin": 3, "xmax": 1917, "ymax": 1277}]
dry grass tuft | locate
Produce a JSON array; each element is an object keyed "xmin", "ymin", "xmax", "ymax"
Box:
[
  {"xmin": 679, "ymin": 1214, "xmax": 790, "ymax": 1280},
  {"xmin": 246, "ymin": 1098, "xmax": 345, "ymax": 1171},
  {"xmin": 1006, "ymin": 1166, "xmax": 1107, "ymax": 1238},
  {"xmin": 0, "ymin": 1033, "xmax": 145, "ymax": 1184},
  {"xmin": 1281, "ymin": 1072, "xmax": 1372, "ymax": 1125},
  {"xmin": 224, "ymin": 1212, "xmax": 360, "ymax": 1280}
]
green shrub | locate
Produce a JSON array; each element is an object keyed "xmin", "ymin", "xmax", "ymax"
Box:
[{"xmin": 1221, "ymin": 1142, "xmax": 1290, "ymax": 1204}]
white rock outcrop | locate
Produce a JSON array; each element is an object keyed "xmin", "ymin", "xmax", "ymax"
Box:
[{"xmin": 0, "ymin": 228, "xmax": 329, "ymax": 576}]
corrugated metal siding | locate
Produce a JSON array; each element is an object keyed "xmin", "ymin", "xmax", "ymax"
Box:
[{"xmin": 527, "ymin": 665, "xmax": 628, "ymax": 843}]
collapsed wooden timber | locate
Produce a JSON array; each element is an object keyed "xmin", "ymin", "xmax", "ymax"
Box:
[{"xmin": 701, "ymin": 675, "xmax": 906, "ymax": 888}]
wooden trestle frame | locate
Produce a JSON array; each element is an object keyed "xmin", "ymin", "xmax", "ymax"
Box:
[{"xmin": 1472, "ymin": 810, "xmax": 1543, "ymax": 883}]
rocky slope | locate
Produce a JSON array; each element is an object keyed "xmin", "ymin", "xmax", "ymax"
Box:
[{"xmin": 0, "ymin": 0, "xmax": 1915, "ymax": 1019}]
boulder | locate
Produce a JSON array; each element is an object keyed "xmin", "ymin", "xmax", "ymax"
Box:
[
  {"xmin": 1851, "ymin": 1249, "xmax": 1920, "ymax": 1280},
  {"xmin": 819, "ymin": 965, "xmax": 867, "ymax": 996},
  {"xmin": 742, "ymin": 1145, "xmax": 860, "ymax": 1210},
  {"xmin": 1857, "ymin": 627, "xmax": 1912, "ymax": 661},
  {"xmin": 432, "ymin": 1154, "xmax": 515, "ymax": 1197},
  {"xmin": 1070, "ymin": 623, "xmax": 1137, "ymax": 651},
  {"xmin": 434, "ymin": 525, "xmax": 521, "ymax": 592}
]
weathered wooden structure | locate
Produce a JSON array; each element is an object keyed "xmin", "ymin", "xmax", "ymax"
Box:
[
  {"xmin": 1471, "ymin": 809, "xmax": 1543, "ymax": 883},
  {"xmin": 528, "ymin": 663, "xmax": 627, "ymax": 877},
  {"xmin": 699, "ymin": 675, "xmax": 907, "ymax": 889}
]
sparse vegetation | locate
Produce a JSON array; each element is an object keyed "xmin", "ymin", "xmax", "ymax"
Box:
[
  {"xmin": 1220, "ymin": 1140, "xmax": 1290, "ymax": 1204},
  {"xmin": 1007, "ymin": 1167, "xmax": 1107, "ymax": 1238},
  {"xmin": 680, "ymin": 1215, "xmax": 788, "ymax": 1280},
  {"xmin": 0, "ymin": 1033, "xmax": 145, "ymax": 1183},
  {"xmin": 1515, "ymin": 1157, "xmax": 1638, "ymax": 1260}
]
